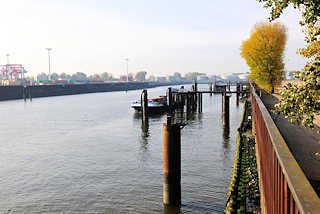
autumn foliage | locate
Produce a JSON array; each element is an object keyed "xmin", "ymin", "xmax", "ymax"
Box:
[{"xmin": 240, "ymin": 22, "xmax": 287, "ymax": 93}]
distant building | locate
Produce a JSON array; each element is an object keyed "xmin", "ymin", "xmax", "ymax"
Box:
[
  {"xmin": 156, "ymin": 76, "xmax": 167, "ymax": 82},
  {"xmin": 217, "ymin": 72, "xmax": 249, "ymax": 83},
  {"xmin": 120, "ymin": 75, "xmax": 128, "ymax": 82},
  {"xmin": 197, "ymin": 75, "xmax": 209, "ymax": 82},
  {"xmin": 220, "ymin": 73, "xmax": 240, "ymax": 82},
  {"xmin": 237, "ymin": 73, "xmax": 249, "ymax": 82},
  {"xmin": 147, "ymin": 75, "xmax": 156, "ymax": 82},
  {"xmin": 168, "ymin": 76, "xmax": 183, "ymax": 82},
  {"xmin": 128, "ymin": 75, "xmax": 134, "ymax": 82}
]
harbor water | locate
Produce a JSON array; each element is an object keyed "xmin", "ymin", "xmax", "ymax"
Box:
[{"xmin": 0, "ymin": 85, "xmax": 243, "ymax": 214}]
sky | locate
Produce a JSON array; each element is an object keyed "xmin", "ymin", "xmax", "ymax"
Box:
[{"xmin": 0, "ymin": 0, "xmax": 307, "ymax": 77}]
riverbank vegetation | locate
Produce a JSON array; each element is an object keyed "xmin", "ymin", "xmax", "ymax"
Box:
[
  {"xmin": 225, "ymin": 101, "xmax": 260, "ymax": 214},
  {"xmin": 240, "ymin": 22, "xmax": 287, "ymax": 93}
]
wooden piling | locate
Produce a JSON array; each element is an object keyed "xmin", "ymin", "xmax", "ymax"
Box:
[
  {"xmin": 209, "ymin": 81, "xmax": 213, "ymax": 96},
  {"xmin": 201, "ymin": 94, "xmax": 203, "ymax": 112},
  {"xmin": 185, "ymin": 94, "xmax": 190, "ymax": 113},
  {"xmin": 228, "ymin": 81, "xmax": 231, "ymax": 91},
  {"xmin": 193, "ymin": 82, "xmax": 198, "ymax": 111},
  {"xmin": 179, "ymin": 94, "xmax": 184, "ymax": 112},
  {"xmin": 236, "ymin": 84, "xmax": 240, "ymax": 106},
  {"xmin": 180, "ymin": 86, "xmax": 185, "ymax": 112},
  {"xmin": 197, "ymin": 93, "xmax": 200, "ymax": 113},
  {"xmin": 164, "ymin": 205, "xmax": 180, "ymax": 214},
  {"xmin": 181, "ymin": 94, "xmax": 185, "ymax": 112},
  {"xmin": 189, "ymin": 93, "xmax": 193, "ymax": 112},
  {"xmin": 221, "ymin": 92, "xmax": 225, "ymax": 111},
  {"xmin": 29, "ymin": 86, "xmax": 32, "ymax": 101},
  {"xmin": 222, "ymin": 94, "xmax": 230, "ymax": 128},
  {"xmin": 163, "ymin": 116, "xmax": 181, "ymax": 207},
  {"xmin": 141, "ymin": 89, "xmax": 148, "ymax": 122},
  {"xmin": 23, "ymin": 86, "xmax": 26, "ymax": 102},
  {"xmin": 200, "ymin": 93, "xmax": 202, "ymax": 112},
  {"xmin": 198, "ymin": 93, "xmax": 202, "ymax": 113},
  {"xmin": 166, "ymin": 87, "xmax": 173, "ymax": 112}
]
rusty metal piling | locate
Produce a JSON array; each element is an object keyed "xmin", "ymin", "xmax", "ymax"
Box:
[{"xmin": 163, "ymin": 116, "xmax": 181, "ymax": 208}]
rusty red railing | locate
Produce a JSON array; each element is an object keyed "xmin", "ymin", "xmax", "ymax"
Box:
[{"xmin": 250, "ymin": 85, "xmax": 320, "ymax": 214}]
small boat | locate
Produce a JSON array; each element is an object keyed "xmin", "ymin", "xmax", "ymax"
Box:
[{"xmin": 131, "ymin": 96, "xmax": 167, "ymax": 113}]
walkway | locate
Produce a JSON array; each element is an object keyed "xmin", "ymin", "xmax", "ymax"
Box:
[{"xmin": 260, "ymin": 91, "xmax": 320, "ymax": 196}]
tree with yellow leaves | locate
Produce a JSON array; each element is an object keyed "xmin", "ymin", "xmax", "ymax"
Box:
[{"xmin": 241, "ymin": 22, "xmax": 287, "ymax": 93}]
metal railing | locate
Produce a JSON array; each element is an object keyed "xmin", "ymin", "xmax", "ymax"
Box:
[{"xmin": 251, "ymin": 85, "xmax": 320, "ymax": 214}]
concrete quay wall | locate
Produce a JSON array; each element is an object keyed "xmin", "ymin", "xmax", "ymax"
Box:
[{"xmin": 0, "ymin": 82, "xmax": 176, "ymax": 101}]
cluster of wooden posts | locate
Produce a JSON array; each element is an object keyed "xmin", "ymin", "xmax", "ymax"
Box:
[
  {"xmin": 18, "ymin": 82, "xmax": 247, "ymax": 210},
  {"xmin": 140, "ymin": 81, "xmax": 248, "ymax": 125},
  {"xmin": 140, "ymin": 82, "xmax": 249, "ymax": 209},
  {"xmin": 22, "ymin": 86, "xmax": 32, "ymax": 102}
]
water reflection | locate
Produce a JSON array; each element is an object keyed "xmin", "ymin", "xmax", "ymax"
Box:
[
  {"xmin": 197, "ymin": 112, "xmax": 203, "ymax": 123},
  {"xmin": 223, "ymin": 120, "xmax": 230, "ymax": 150},
  {"xmin": 0, "ymin": 85, "xmax": 244, "ymax": 213},
  {"xmin": 141, "ymin": 119, "xmax": 149, "ymax": 146},
  {"xmin": 133, "ymin": 111, "xmax": 163, "ymax": 120},
  {"xmin": 185, "ymin": 112, "xmax": 196, "ymax": 121},
  {"xmin": 171, "ymin": 111, "xmax": 202, "ymax": 127}
]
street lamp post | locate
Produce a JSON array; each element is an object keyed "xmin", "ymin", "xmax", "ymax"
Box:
[
  {"xmin": 46, "ymin": 48, "xmax": 52, "ymax": 80},
  {"xmin": 125, "ymin": 58, "xmax": 129, "ymax": 82},
  {"xmin": 6, "ymin": 54, "xmax": 10, "ymax": 64}
]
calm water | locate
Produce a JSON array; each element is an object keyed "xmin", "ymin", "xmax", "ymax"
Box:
[{"xmin": 0, "ymin": 85, "xmax": 243, "ymax": 214}]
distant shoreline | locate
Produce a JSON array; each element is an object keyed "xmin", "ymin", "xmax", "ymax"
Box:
[{"xmin": 0, "ymin": 82, "xmax": 185, "ymax": 101}]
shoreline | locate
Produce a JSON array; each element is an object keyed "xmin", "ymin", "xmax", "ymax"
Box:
[{"xmin": 0, "ymin": 82, "xmax": 185, "ymax": 101}]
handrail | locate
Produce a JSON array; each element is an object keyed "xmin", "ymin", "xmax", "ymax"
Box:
[{"xmin": 251, "ymin": 84, "xmax": 320, "ymax": 213}]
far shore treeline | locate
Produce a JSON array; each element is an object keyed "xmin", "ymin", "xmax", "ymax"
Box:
[{"xmin": 23, "ymin": 71, "xmax": 242, "ymax": 83}]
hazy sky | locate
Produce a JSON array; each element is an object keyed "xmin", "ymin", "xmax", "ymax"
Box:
[{"xmin": 1, "ymin": 0, "xmax": 307, "ymax": 77}]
